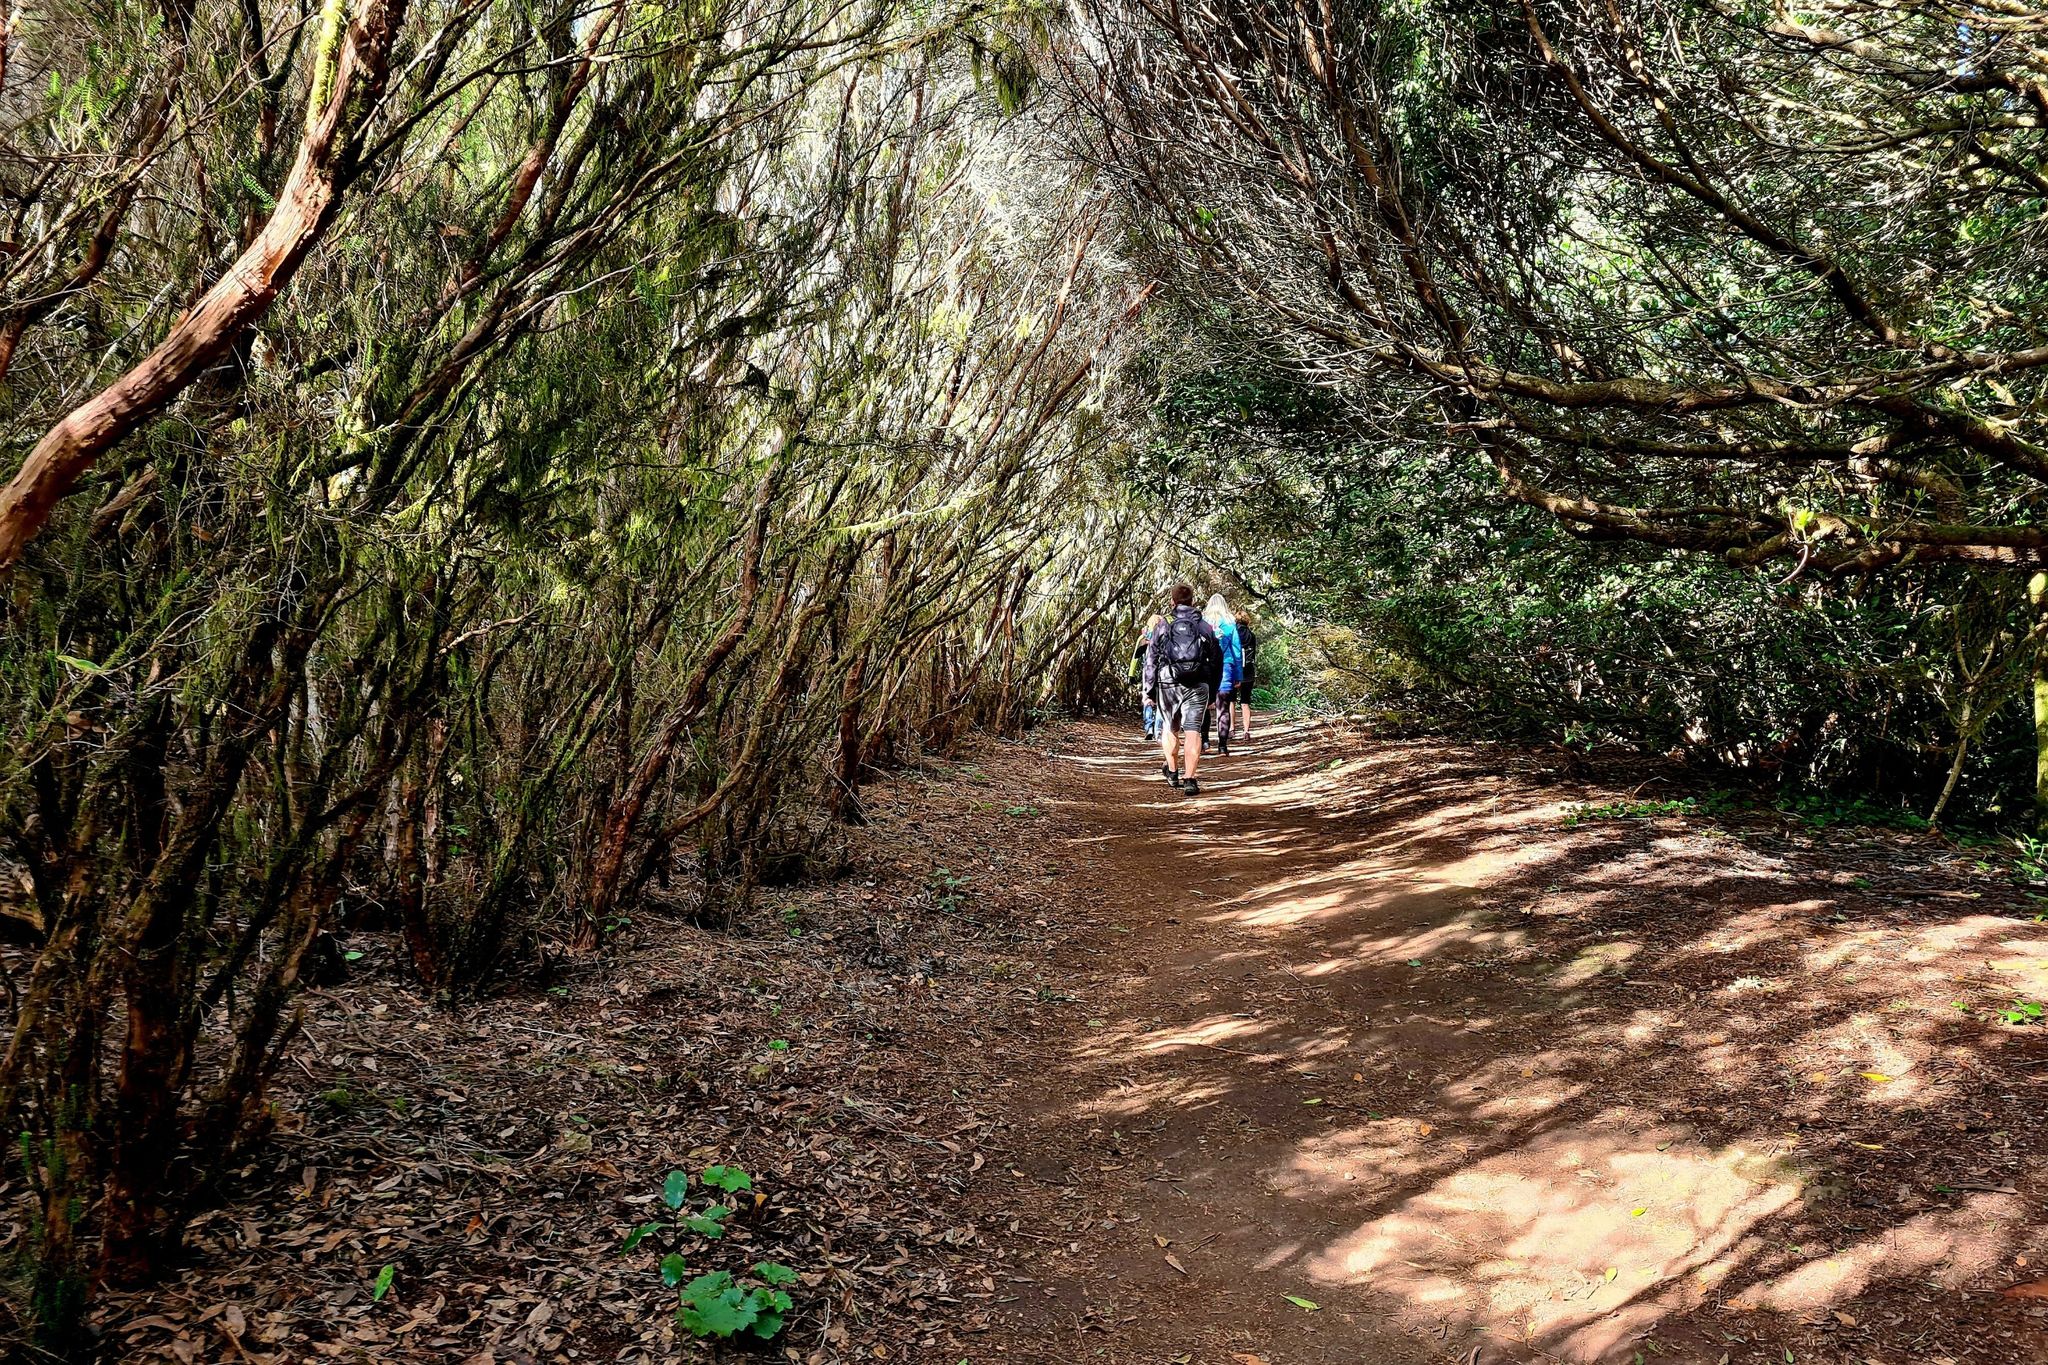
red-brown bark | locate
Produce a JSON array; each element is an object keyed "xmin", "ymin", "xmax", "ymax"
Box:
[{"xmin": 0, "ymin": 0, "xmax": 407, "ymax": 572}]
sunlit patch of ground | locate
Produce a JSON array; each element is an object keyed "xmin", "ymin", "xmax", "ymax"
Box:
[{"xmin": 999, "ymin": 719, "xmax": 2048, "ymax": 1365}]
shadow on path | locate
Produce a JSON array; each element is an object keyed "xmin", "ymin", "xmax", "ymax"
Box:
[{"xmin": 997, "ymin": 716, "xmax": 2048, "ymax": 1364}]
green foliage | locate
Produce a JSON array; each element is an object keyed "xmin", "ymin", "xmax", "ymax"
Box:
[
  {"xmin": 2012, "ymin": 836, "xmax": 2048, "ymax": 883},
  {"xmin": 928, "ymin": 867, "xmax": 970, "ymax": 913},
  {"xmin": 676, "ymin": 1268, "xmax": 795, "ymax": 1341},
  {"xmin": 1999, "ymin": 1000, "xmax": 2045, "ymax": 1026},
  {"xmin": 682, "ymin": 1206, "xmax": 733, "ymax": 1239},
  {"xmin": 701, "ymin": 1164, "xmax": 753, "ymax": 1194},
  {"xmin": 1773, "ymin": 793, "xmax": 1930, "ymax": 833},
  {"xmin": 1561, "ymin": 798, "xmax": 1703, "ymax": 827},
  {"xmin": 621, "ymin": 1165, "xmax": 752, "ymax": 1250},
  {"xmin": 621, "ymin": 1167, "xmax": 796, "ymax": 1341},
  {"xmin": 1132, "ymin": 359, "xmax": 2036, "ymax": 826},
  {"xmin": 1095, "ymin": 0, "xmax": 2048, "ymax": 829},
  {"xmin": 0, "ymin": 3, "xmax": 1155, "ymax": 1345}
]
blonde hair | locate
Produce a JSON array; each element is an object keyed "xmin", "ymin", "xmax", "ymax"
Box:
[{"xmin": 1203, "ymin": 593, "xmax": 1234, "ymax": 628}]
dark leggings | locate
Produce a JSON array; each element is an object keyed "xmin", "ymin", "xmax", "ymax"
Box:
[{"xmin": 1204, "ymin": 694, "xmax": 1232, "ymax": 747}]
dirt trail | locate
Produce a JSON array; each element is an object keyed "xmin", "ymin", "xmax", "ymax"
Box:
[
  {"xmin": 81, "ymin": 713, "xmax": 2048, "ymax": 1365},
  {"xmin": 987, "ymin": 717, "xmax": 2048, "ymax": 1365}
]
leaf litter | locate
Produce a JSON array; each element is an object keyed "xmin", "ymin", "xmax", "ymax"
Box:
[{"xmin": 86, "ymin": 730, "xmax": 1090, "ymax": 1363}]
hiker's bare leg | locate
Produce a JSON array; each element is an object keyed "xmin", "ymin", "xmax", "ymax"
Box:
[
  {"xmin": 1182, "ymin": 715, "xmax": 1203, "ymax": 780},
  {"xmin": 1160, "ymin": 722, "xmax": 1179, "ymax": 773}
]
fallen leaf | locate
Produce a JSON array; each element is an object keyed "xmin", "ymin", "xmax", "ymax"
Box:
[
  {"xmin": 1164, "ymin": 1252, "xmax": 1188, "ymax": 1276},
  {"xmin": 1415, "ymin": 1121, "xmax": 1434, "ymax": 1137},
  {"xmin": 1860, "ymin": 1072, "xmax": 1894, "ymax": 1083},
  {"xmin": 1232, "ymin": 1355, "xmax": 1272, "ymax": 1365},
  {"xmin": 1284, "ymin": 1295, "xmax": 1320, "ymax": 1311},
  {"xmin": 1603, "ymin": 1267, "xmax": 1618, "ymax": 1282},
  {"xmin": 2002, "ymin": 1278, "xmax": 2048, "ymax": 1299},
  {"xmin": 1630, "ymin": 1207, "xmax": 1646, "ymax": 1217},
  {"xmin": 1153, "ymin": 1234, "xmax": 1170, "ymax": 1248}
]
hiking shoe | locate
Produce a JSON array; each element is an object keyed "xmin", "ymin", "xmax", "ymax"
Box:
[
  {"xmin": 1161, "ymin": 763, "xmax": 1180, "ymax": 787},
  {"xmin": 1181, "ymin": 778, "xmax": 1201, "ymax": 797},
  {"xmin": 1218, "ymin": 739, "xmax": 1230, "ymax": 757}
]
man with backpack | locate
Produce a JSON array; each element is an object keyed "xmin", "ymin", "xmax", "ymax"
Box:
[{"xmin": 1142, "ymin": 583, "xmax": 1224, "ymax": 796}]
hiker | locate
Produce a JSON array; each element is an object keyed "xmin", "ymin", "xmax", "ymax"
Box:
[
  {"xmin": 1234, "ymin": 609, "xmax": 1258, "ymax": 740},
  {"xmin": 1143, "ymin": 584, "xmax": 1223, "ymax": 796},
  {"xmin": 1129, "ymin": 614, "xmax": 1163, "ymax": 739},
  {"xmin": 1203, "ymin": 593, "xmax": 1245, "ymax": 757}
]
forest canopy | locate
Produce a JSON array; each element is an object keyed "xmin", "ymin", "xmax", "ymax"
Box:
[
  {"xmin": 3, "ymin": 0, "xmax": 2048, "ymax": 1352},
  {"xmin": 1071, "ymin": 0, "xmax": 2048, "ymax": 824}
]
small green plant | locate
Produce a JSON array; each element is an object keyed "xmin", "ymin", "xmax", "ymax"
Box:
[
  {"xmin": 622, "ymin": 1164, "xmax": 796, "ymax": 1341},
  {"xmin": 929, "ymin": 866, "xmax": 969, "ymax": 913},
  {"xmin": 2012, "ymin": 835, "xmax": 2048, "ymax": 882},
  {"xmin": 1774, "ymin": 792, "xmax": 1928, "ymax": 832},
  {"xmin": 1562, "ymin": 797, "xmax": 1698, "ymax": 827},
  {"xmin": 1004, "ymin": 803, "xmax": 1041, "ymax": 817},
  {"xmin": 677, "ymin": 1263, "xmax": 798, "ymax": 1340},
  {"xmin": 1999, "ymin": 999, "xmax": 2044, "ymax": 1025}
]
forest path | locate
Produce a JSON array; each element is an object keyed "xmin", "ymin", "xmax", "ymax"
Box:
[{"xmin": 985, "ymin": 717, "xmax": 2046, "ymax": 1365}]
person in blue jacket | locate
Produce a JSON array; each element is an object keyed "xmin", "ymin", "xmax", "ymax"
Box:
[
  {"xmin": 1203, "ymin": 593, "xmax": 1244, "ymax": 756},
  {"xmin": 1129, "ymin": 614, "xmax": 1163, "ymax": 739}
]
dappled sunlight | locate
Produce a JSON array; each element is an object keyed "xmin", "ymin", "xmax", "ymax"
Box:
[
  {"xmin": 1072, "ymin": 1075, "xmax": 1232, "ymax": 1120},
  {"xmin": 1298, "ymin": 1125, "xmax": 1806, "ymax": 1356},
  {"xmin": 1552, "ymin": 939, "xmax": 1640, "ymax": 987},
  {"xmin": 1746, "ymin": 1194, "xmax": 2026, "ymax": 1309},
  {"xmin": 1015, "ymin": 720, "xmax": 2048, "ymax": 1363}
]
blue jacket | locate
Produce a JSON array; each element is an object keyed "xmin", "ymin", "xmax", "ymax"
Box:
[{"xmin": 1215, "ymin": 619, "xmax": 1244, "ymax": 694}]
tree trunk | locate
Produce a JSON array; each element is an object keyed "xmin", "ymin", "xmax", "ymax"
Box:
[
  {"xmin": 827, "ymin": 649, "xmax": 868, "ymax": 823},
  {"xmin": 0, "ymin": 0, "xmax": 406, "ymax": 572},
  {"xmin": 1928, "ymin": 696, "xmax": 1972, "ymax": 832},
  {"xmin": 580, "ymin": 474, "xmax": 778, "ymax": 941}
]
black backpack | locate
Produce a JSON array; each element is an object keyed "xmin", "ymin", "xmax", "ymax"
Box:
[{"xmin": 1160, "ymin": 613, "xmax": 1207, "ymax": 684}]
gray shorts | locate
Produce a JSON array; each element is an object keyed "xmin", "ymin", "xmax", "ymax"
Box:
[{"xmin": 1157, "ymin": 678, "xmax": 1211, "ymax": 733}]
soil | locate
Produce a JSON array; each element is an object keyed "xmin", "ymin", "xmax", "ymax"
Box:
[{"xmin": 83, "ymin": 716, "xmax": 2048, "ymax": 1365}]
